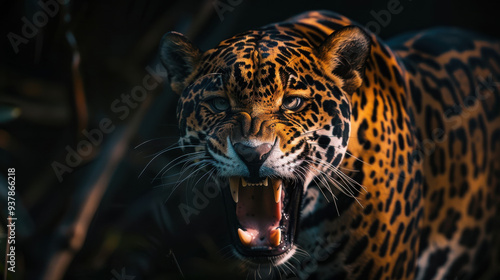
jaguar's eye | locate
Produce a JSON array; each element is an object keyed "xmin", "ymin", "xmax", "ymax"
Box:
[
  {"xmin": 282, "ymin": 96, "xmax": 304, "ymax": 111},
  {"xmin": 209, "ymin": 97, "xmax": 230, "ymax": 112}
]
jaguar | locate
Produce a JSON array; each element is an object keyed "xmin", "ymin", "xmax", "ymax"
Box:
[{"xmin": 159, "ymin": 10, "xmax": 500, "ymax": 279}]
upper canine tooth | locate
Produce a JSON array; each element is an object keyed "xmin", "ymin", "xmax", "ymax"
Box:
[
  {"xmin": 241, "ymin": 178, "xmax": 248, "ymax": 187},
  {"xmin": 274, "ymin": 182, "xmax": 282, "ymax": 203},
  {"xmin": 229, "ymin": 177, "xmax": 239, "ymax": 203}
]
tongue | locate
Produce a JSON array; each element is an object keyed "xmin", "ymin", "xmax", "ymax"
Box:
[{"xmin": 236, "ymin": 180, "xmax": 282, "ymax": 247}]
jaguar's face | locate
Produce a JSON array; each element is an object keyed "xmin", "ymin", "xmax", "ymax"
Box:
[{"xmin": 160, "ymin": 26, "xmax": 370, "ymax": 265}]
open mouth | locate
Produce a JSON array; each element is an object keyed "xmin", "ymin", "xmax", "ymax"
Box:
[{"xmin": 223, "ymin": 176, "xmax": 303, "ymax": 263}]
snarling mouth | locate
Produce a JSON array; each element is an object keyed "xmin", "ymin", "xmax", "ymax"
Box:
[{"xmin": 223, "ymin": 176, "xmax": 303, "ymax": 263}]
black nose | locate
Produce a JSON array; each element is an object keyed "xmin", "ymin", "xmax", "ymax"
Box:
[{"xmin": 234, "ymin": 143, "xmax": 273, "ymax": 177}]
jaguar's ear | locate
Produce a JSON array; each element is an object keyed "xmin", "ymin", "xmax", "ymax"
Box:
[
  {"xmin": 160, "ymin": 31, "xmax": 202, "ymax": 95},
  {"xmin": 317, "ymin": 26, "xmax": 371, "ymax": 94}
]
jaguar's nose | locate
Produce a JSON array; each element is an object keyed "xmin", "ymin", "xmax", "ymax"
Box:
[{"xmin": 234, "ymin": 142, "xmax": 273, "ymax": 177}]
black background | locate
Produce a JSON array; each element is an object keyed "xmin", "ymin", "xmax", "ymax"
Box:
[{"xmin": 1, "ymin": 0, "xmax": 499, "ymax": 279}]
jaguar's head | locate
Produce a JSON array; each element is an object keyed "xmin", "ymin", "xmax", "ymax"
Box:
[{"xmin": 160, "ymin": 26, "xmax": 370, "ymax": 265}]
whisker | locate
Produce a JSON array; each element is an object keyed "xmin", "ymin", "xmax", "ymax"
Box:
[
  {"xmin": 313, "ymin": 177, "xmax": 331, "ymax": 203},
  {"xmin": 302, "ymin": 164, "xmax": 337, "ymax": 201},
  {"xmin": 144, "ymin": 144, "xmax": 203, "ymax": 158},
  {"xmin": 157, "ymin": 156, "xmax": 208, "ymax": 179},
  {"xmin": 139, "ymin": 146, "xmax": 203, "ymax": 178},
  {"xmin": 192, "ymin": 167, "xmax": 216, "ymax": 189},
  {"xmin": 306, "ymin": 155, "xmax": 367, "ymax": 192},
  {"xmin": 339, "ymin": 166, "xmax": 360, "ymax": 172},
  {"xmin": 134, "ymin": 137, "xmax": 177, "ymax": 149},
  {"xmin": 152, "ymin": 153, "xmax": 206, "ymax": 182},
  {"xmin": 156, "ymin": 161, "xmax": 213, "ymax": 202},
  {"xmin": 293, "ymin": 245, "xmax": 310, "ymax": 260},
  {"xmin": 303, "ymin": 157, "xmax": 364, "ymax": 206},
  {"xmin": 345, "ymin": 150, "xmax": 373, "ymax": 166}
]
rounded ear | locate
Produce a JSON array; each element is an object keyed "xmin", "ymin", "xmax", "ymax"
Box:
[
  {"xmin": 159, "ymin": 31, "xmax": 202, "ymax": 94},
  {"xmin": 317, "ymin": 26, "xmax": 371, "ymax": 93}
]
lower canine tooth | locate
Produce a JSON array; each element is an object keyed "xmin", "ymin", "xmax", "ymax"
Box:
[
  {"xmin": 263, "ymin": 178, "xmax": 268, "ymax": 186},
  {"xmin": 229, "ymin": 177, "xmax": 239, "ymax": 203},
  {"xmin": 238, "ymin": 228, "xmax": 253, "ymax": 247},
  {"xmin": 241, "ymin": 178, "xmax": 248, "ymax": 187},
  {"xmin": 270, "ymin": 228, "xmax": 281, "ymax": 247}
]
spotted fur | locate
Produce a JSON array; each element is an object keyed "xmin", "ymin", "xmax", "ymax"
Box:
[{"xmin": 160, "ymin": 10, "xmax": 500, "ymax": 279}]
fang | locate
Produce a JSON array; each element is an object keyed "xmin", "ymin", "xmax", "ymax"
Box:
[
  {"xmin": 229, "ymin": 177, "xmax": 239, "ymax": 203},
  {"xmin": 238, "ymin": 228, "xmax": 253, "ymax": 247}
]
